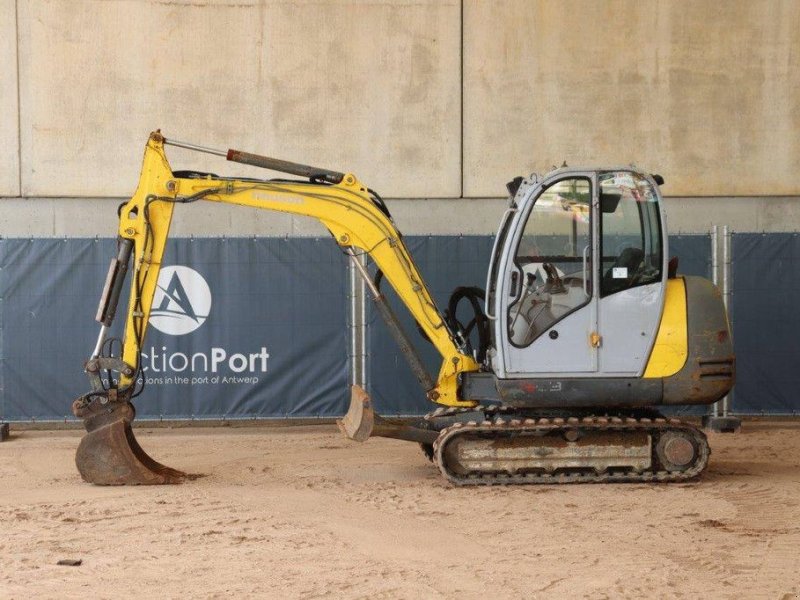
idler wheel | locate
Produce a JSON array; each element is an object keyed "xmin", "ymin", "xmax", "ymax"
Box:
[{"xmin": 656, "ymin": 432, "xmax": 696, "ymax": 472}]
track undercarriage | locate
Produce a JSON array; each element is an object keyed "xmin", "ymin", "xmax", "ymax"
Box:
[{"xmin": 339, "ymin": 386, "xmax": 710, "ymax": 485}]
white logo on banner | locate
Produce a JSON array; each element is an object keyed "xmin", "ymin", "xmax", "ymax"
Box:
[
  {"xmin": 139, "ymin": 263, "xmax": 268, "ymax": 387},
  {"xmin": 150, "ymin": 266, "xmax": 212, "ymax": 336}
]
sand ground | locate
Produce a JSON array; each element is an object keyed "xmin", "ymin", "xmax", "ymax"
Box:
[{"xmin": 1, "ymin": 422, "xmax": 799, "ymax": 599}]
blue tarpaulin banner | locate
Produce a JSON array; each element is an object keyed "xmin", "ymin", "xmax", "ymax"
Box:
[
  {"xmin": 731, "ymin": 233, "xmax": 800, "ymax": 414},
  {"xmin": 0, "ymin": 238, "xmax": 348, "ymax": 421},
  {"xmin": 0, "ymin": 233, "xmax": 795, "ymax": 420}
]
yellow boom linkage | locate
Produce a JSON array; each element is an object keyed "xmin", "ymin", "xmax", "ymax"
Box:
[{"xmin": 72, "ymin": 132, "xmax": 478, "ymax": 485}]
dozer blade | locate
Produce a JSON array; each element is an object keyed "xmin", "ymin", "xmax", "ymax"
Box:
[
  {"xmin": 337, "ymin": 385, "xmax": 375, "ymax": 442},
  {"xmin": 338, "ymin": 385, "xmax": 439, "ymax": 445},
  {"xmin": 73, "ymin": 397, "xmax": 187, "ymax": 485}
]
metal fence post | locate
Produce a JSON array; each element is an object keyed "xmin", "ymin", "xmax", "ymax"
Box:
[
  {"xmin": 722, "ymin": 225, "xmax": 732, "ymax": 417},
  {"xmin": 702, "ymin": 225, "xmax": 741, "ymax": 432},
  {"xmin": 711, "ymin": 225, "xmax": 719, "ymax": 419}
]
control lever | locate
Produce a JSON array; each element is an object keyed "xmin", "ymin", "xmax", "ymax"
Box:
[{"xmin": 509, "ymin": 270, "xmax": 538, "ymax": 334}]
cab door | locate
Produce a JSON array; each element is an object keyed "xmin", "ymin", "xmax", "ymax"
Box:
[
  {"xmin": 596, "ymin": 171, "xmax": 666, "ymax": 375},
  {"xmin": 498, "ymin": 173, "xmax": 598, "ymax": 376}
]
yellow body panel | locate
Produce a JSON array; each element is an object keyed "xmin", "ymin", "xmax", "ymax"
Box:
[
  {"xmin": 643, "ymin": 278, "xmax": 688, "ymax": 378},
  {"xmin": 117, "ymin": 133, "xmax": 478, "ymax": 406}
]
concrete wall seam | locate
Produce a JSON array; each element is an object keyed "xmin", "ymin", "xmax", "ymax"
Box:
[{"xmin": 14, "ymin": 0, "xmax": 21, "ymax": 195}]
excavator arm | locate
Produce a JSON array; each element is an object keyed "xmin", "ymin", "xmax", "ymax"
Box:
[{"xmin": 73, "ymin": 131, "xmax": 479, "ymax": 485}]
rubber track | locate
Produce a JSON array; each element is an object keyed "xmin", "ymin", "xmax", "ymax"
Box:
[{"xmin": 433, "ymin": 416, "xmax": 710, "ymax": 486}]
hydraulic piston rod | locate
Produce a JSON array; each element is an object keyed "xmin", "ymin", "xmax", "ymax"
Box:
[{"xmin": 164, "ymin": 137, "xmax": 345, "ymax": 184}]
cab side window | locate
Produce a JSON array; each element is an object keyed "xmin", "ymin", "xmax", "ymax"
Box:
[{"xmin": 599, "ymin": 172, "xmax": 662, "ymax": 297}]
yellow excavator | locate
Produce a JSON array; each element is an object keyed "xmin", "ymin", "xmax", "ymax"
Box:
[{"xmin": 73, "ymin": 132, "xmax": 734, "ymax": 486}]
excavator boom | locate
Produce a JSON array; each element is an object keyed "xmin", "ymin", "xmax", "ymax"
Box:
[{"xmin": 73, "ymin": 132, "xmax": 478, "ymax": 484}]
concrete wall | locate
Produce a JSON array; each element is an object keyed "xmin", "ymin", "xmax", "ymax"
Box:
[
  {"xmin": 464, "ymin": 0, "xmax": 800, "ymax": 198},
  {"xmin": 14, "ymin": 0, "xmax": 460, "ymax": 198},
  {"xmin": 1, "ymin": 0, "xmax": 798, "ymax": 236}
]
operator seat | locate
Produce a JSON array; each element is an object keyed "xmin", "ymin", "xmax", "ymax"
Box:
[{"xmin": 603, "ymin": 247, "xmax": 644, "ymax": 295}]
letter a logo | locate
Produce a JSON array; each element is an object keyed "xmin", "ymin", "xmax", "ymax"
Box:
[{"xmin": 150, "ymin": 266, "xmax": 212, "ymax": 335}]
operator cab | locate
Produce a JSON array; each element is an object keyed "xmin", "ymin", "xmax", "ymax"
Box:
[{"xmin": 487, "ymin": 167, "xmax": 666, "ymax": 378}]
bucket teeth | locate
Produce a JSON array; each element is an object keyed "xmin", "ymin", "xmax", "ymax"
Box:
[{"xmin": 73, "ymin": 399, "xmax": 187, "ymax": 485}]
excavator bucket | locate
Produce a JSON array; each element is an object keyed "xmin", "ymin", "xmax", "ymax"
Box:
[{"xmin": 73, "ymin": 397, "xmax": 187, "ymax": 485}]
